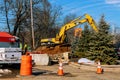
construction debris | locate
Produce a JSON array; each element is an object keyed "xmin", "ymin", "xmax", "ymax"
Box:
[
  {"xmin": 0, "ymin": 69, "xmax": 12, "ymax": 74},
  {"xmin": 31, "ymin": 54, "xmax": 50, "ymax": 65},
  {"xmin": 78, "ymin": 58, "xmax": 94, "ymax": 65},
  {"xmin": 34, "ymin": 46, "xmax": 71, "ymax": 63}
]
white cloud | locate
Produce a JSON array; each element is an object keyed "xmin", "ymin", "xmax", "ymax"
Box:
[{"xmin": 105, "ymin": 0, "xmax": 120, "ymax": 4}]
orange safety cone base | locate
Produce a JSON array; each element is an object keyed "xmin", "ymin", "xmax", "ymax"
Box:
[
  {"xmin": 57, "ymin": 62, "xmax": 64, "ymax": 76},
  {"xmin": 96, "ymin": 68, "xmax": 103, "ymax": 74},
  {"xmin": 20, "ymin": 69, "xmax": 32, "ymax": 76},
  {"xmin": 96, "ymin": 61, "xmax": 103, "ymax": 74},
  {"xmin": 58, "ymin": 69, "xmax": 64, "ymax": 76}
]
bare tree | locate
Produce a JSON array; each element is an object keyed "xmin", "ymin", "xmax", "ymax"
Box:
[
  {"xmin": 1, "ymin": 0, "xmax": 61, "ymax": 49},
  {"xmin": 9, "ymin": 0, "xmax": 31, "ymax": 36},
  {"xmin": 33, "ymin": 0, "xmax": 61, "ymax": 48},
  {"xmin": 63, "ymin": 13, "xmax": 76, "ymax": 24},
  {"xmin": 0, "ymin": 0, "xmax": 12, "ymax": 32},
  {"xmin": 4, "ymin": 0, "xmax": 11, "ymax": 33},
  {"xmin": 63, "ymin": 13, "xmax": 77, "ymax": 43}
]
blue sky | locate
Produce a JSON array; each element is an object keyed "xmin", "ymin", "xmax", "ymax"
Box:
[
  {"xmin": 0, "ymin": 0, "xmax": 120, "ymax": 32},
  {"xmin": 49, "ymin": 0, "xmax": 120, "ymax": 28}
]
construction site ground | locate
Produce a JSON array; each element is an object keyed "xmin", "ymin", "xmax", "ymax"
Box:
[{"xmin": 1, "ymin": 63, "xmax": 120, "ymax": 80}]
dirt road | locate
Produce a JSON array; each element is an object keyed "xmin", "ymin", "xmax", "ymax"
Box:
[{"xmin": 1, "ymin": 64, "xmax": 120, "ymax": 80}]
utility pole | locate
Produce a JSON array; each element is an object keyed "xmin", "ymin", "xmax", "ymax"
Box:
[{"xmin": 30, "ymin": 0, "xmax": 35, "ymax": 49}]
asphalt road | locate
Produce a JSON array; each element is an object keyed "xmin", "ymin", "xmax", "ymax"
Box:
[{"xmin": 1, "ymin": 63, "xmax": 120, "ymax": 80}]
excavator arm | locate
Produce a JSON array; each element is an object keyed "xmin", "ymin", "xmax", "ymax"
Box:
[{"xmin": 40, "ymin": 14, "xmax": 98, "ymax": 46}]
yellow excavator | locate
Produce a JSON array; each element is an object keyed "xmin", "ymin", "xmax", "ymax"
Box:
[{"xmin": 40, "ymin": 14, "xmax": 99, "ymax": 46}]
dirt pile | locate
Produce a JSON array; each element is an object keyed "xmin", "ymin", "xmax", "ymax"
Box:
[
  {"xmin": 35, "ymin": 46, "xmax": 71, "ymax": 54},
  {"xmin": 34, "ymin": 46, "xmax": 71, "ymax": 61}
]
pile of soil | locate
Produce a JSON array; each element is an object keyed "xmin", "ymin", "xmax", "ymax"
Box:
[
  {"xmin": 33, "ymin": 45, "xmax": 71, "ymax": 60},
  {"xmin": 35, "ymin": 46, "xmax": 71, "ymax": 54}
]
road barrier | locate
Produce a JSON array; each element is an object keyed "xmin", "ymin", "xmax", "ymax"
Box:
[{"xmin": 20, "ymin": 55, "xmax": 32, "ymax": 76}]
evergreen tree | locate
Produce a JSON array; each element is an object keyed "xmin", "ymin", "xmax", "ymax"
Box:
[
  {"xmin": 74, "ymin": 15, "xmax": 118, "ymax": 64},
  {"xmin": 87, "ymin": 15, "xmax": 118, "ymax": 64},
  {"xmin": 73, "ymin": 24, "xmax": 91, "ymax": 57}
]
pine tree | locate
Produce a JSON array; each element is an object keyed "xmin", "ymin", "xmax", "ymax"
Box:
[
  {"xmin": 73, "ymin": 24, "xmax": 91, "ymax": 57},
  {"xmin": 74, "ymin": 15, "xmax": 118, "ymax": 64},
  {"xmin": 87, "ymin": 15, "xmax": 118, "ymax": 64}
]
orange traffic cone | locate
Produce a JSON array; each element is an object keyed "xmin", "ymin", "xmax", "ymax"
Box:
[
  {"xmin": 96, "ymin": 61, "xmax": 103, "ymax": 74},
  {"xmin": 57, "ymin": 62, "xmax": 64, "ymax": 76}
]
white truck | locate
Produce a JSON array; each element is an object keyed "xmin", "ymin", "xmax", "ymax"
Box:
[{"xmin": 0, "ymin": 32, "xmax": 22, "ymax": 64}]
